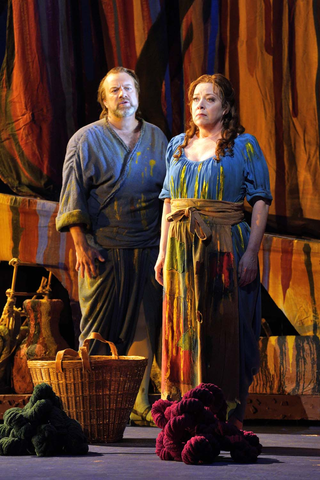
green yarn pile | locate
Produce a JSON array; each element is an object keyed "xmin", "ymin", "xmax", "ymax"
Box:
[{"xmin": 0, "ymin": 383, "xmax": 88, "ymax": 456}]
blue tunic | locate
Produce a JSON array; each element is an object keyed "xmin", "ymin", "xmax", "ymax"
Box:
[
  {"xmin": 57, "ymin": 119, "xmax": 168, "ymax": 248},
  {"xmin": 159, "ymin": 133, "xmax": 272, "ymax": 417}
]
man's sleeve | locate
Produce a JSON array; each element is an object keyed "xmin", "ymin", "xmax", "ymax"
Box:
[{"xmin": 56, "ymin": 135, "xmax": 92, "ymax": 232}]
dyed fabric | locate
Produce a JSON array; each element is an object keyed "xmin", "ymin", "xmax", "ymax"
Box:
[
  {"xmin": 1, "ymin": 0, "xmax": 320, "ymax": 237},
  {"xmin": 259, "ymin": 234, "xmax": 320, "ymax": 337},
  {"xmin": 250, "ymin": 335, "xmax": 320, "ymax": 395},
  {"xmin": 219, "ymin": 0, "xmax": 320, "ymax": 237},
  {"xmin": 99, "ymin": 0, "xmax": 219, "ymax": 137},
  {"xmin": 165, "ymin": 198, "xmax": 244, "ymax": 402},
  {"xmin": 56, "ymin": 119, "xmax": 168, "ymax": 248},
  {"xmin": 160, "ymin": 133, "xmax": 272, "ymax": 415},
  {"xmin": 79, "ymin": 247, "xmax": 162, "ymax": 356},
  {"xmin": 0, "ymin": 0, "xmax": 108, "ymax": 200},
  {"xmin": 0, "ymin": 0, "xmax": 218, "ymax": 200},
  {"xmin": 1, "ymin": 0, "xmax": 319, "ymax": 239},
  {"xmin": 0, "ymin": 193, "xmax": 78, "ymax": 303},
  {"xmin": 253, "ymin": 232, "xmax": 320, "ymax": 396}
]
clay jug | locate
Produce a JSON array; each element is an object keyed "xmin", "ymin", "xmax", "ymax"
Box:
[{"xmin": 12, "ymin": 299, "xmax": 69, "ymax": 393}]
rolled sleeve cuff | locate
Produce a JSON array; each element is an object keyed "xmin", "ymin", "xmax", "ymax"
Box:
[
  {"xmin": 246, "ymin": 191, "xmax": 273, "ymax": 206},
  {"xmin": 159, "ymin": 189, "xmax": 170, "ymax": 200},
  {"xmin": 56, "ymin": 210, "xmax": 91, "ymax": 232}
]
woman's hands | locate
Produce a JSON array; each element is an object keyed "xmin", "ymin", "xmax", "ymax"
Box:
[
  {"xmin": 238, "ymin": 250, "xmax": 258, "ymax": 287},
  {"xmin": 238, "ymin": 198, "xmax": 270, "ymax": 288},
  {"xmin": 154, "ymin": 254, "xmax": 165, "ymax": 286},
  {"xmin": 154, "ymin": 199, "xmax": 171, "ymax": 286}
]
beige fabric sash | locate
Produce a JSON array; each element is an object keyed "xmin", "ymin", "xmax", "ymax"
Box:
[{"xmin": 167, "ymin": 199, "xmax": 244, "ymax": 241}]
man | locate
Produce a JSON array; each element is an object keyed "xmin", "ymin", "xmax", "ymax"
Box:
[{"xmin": 56, "ymin": 67, "xmax": 168, "ymax": 425}]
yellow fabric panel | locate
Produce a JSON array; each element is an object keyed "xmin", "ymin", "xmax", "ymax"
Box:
[
  {"xmin": 259, "ymin": 234, "xmax": 320, "ymax": 336},
  {"xmin": 222, "ymin": 0, "xmax": 320, "ymax": 227},
  {"xmin": 0, "ymin": 196, "xmax": 13, "ymax": 260},
  {"xmin": 250, "ymin": 335, "xmax": 320, "ymax": 395}
]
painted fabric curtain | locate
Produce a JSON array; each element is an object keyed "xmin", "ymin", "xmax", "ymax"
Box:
[
  {"xmin": 218, "ymin": 0, "xmax": 320, "ymax": 237},
  {"xmin": 0, "ymin": 0, "xmax": 319, "ymax": 237}
]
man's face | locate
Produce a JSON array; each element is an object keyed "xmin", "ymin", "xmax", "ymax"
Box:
[{"xmin": 103, "ymin": 72, "xmax": 139, "ymax": 119}]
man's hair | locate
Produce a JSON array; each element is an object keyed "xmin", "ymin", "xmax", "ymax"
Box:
[{"xmin": 97, "ymin": 67, "xmax": 140, "ymax": 119}]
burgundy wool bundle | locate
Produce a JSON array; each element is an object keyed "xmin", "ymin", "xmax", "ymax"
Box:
[
  {"xmin": 197, "ymin": 407, "xmax": 217, "ymax": 426},
  {"xmin": 163, "ymin": 435, "xmax": 184, "ymax": 461},
  {"xmin": 170, "ymin": 398, "xmax": 204, "ymax": 417},
  {"xmin": 181, "ymin": 435, "xmax": 220, "ymax": 465},
  {"xmin": 164, "ymin": 413, "xmax": 195, "ymax": 441},
  {"xmin": 151, "ymin": 399, "xmax": 173, "ymax": 429},
  {"xmin": 194, "ymin": 419, "xmax": 219, "ymax": 437},
  {"xmin": 242, "ymin": 431, "xmax": 262, "ymax": 455},
  {"xmin": 152, "ymin": 383, "xmax": 262, "ymax": 466},
  {"xmin": 155, "ymin": 430, "xmax": 173, "ymax": 461},
  {"xmin": 230, "ymin": 438, "xmax": 260, "ymax": 463},
  {"xmin": 200, "ymin": 383, "xmax": 228, "ymax": 420}
]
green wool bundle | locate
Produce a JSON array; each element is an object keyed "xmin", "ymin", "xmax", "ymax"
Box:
[
  {"xmin": 3, "ymin": 408, "xmax": 27, "ymax": 429},
  {"xmin": 24, "ymin": 398, "xmax": 54, "ymax": 424},
  {"xmin": 24, "ymin": 383, "xmax": 62, "ymax": 410},
  {"xmin": 64, "ymin": 418, "xmax": 89, "ymax": 455},
  {"xmin": 32, "ymin": 424, "xmax": 62, "ymax": 457},
  {"xmin": 0, "ymin": 424, "xmax": 11, "ymax": 438},
  {"xmin": 25, "ymin": 383, "xmax": 62, "ymax": 410},
  {"xmin": 0, "ymin": 383, "xmax": 88, "ymax": 456},
  {"xmin": 0, "ymin": 437, "xmax": 29, "ymax": 456}
]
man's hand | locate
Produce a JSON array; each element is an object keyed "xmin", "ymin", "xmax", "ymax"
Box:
[
  {"xmin": 75, "ymin": 244, "xmax": 105, "ymax": 279},
  {"xmin": 69, "ymin": 224, "xmax": 105, "ymax": 279}
]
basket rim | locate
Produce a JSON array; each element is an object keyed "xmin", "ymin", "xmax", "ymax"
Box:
[{"xmin": 27, "ymin": 355, "xmax": 148, "ymax": 367}]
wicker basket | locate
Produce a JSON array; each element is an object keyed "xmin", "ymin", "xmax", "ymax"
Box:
[{"xmin": 28, "ymin": 332, "xmax": 148, "ymax": 443}]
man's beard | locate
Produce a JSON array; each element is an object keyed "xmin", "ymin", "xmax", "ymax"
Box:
[{"xmin": 112, "ymin": 103, "xmax": 137, "ymax": 118}]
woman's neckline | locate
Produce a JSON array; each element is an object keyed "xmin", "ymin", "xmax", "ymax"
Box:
[
  {"xmin": 182, "ymin": 132, "xmax": 219, "ymax": 163},
  {"xmin": 180, "ymin": 131, "xmax": 244, "ymax": 162},
  {"xmin": 182, "ymin": 151, "xmax": 215, "ymax": 163}
]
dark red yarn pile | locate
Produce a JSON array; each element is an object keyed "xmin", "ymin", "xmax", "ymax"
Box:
[{"xmin": 151, "ymin": 383, "xmax": 262, "ymax": 465}]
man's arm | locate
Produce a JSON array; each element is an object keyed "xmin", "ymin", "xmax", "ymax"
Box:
[{"xmin": 70, "ymin": 224, "xmax": 105, "ymax": 279}]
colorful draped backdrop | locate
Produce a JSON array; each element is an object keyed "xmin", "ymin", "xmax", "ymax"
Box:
[{"xmin": 0, "ymin": 0, "xmax": 319, "ymax": 237}]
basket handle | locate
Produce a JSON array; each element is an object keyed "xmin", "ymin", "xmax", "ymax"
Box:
[
  {"xmin": 82, "ymin": 332, "xmax": 119, "ymax": 359},
  {"xmin": 55, "ymin": 333, "xmax": 119, "ymax": 374},
  {"xmin": 55, "ymin": 348, "xmax": 80, "ymax": 373}
]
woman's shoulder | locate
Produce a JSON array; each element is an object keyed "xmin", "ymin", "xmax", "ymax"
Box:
[
  {"xmin": 234, "ymin": 132, "xmax": 258, "ymax": 146},
  {"xmin": 233, "ymin": 133, "xmax": 262, "ymax": 156},
  {"xmin": 166, "ymin": 133, "xmax": 186, "ymax": 157},
  {"xmin": 168, "ymin": 133, "xmax": 185, "ymax": 147}
]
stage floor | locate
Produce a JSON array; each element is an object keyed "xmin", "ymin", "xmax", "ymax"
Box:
[{"xmin": 1, "ymin": 423, "xmax": 320, "ymax": 479}]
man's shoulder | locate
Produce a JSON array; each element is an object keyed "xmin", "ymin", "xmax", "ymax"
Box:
[
  {"xmin": 142, "ymin": 121, "xmax": 168, "ymax": 143},
  {"xmin": 69, "ymin": 119, "xmax": 107, "ymax": 145}
]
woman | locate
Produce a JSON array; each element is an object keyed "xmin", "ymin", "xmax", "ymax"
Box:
[{"xmin": 155, "ymin": 74, "xmax": 272, "ymax": 429}]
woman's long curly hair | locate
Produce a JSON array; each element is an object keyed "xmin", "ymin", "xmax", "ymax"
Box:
[{"xmin": 174, "ymin": 74, "xmax": 245, "ymax": 161}]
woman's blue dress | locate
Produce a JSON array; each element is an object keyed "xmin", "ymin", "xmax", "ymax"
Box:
[{"xmin": 159, "ymin": 133, "xmax": 273, "ymax": 418}]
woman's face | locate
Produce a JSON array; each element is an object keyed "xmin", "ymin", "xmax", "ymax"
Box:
[{"xmin": 191, "ymin": 82, "xmax": 225, "ymax": 130}]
